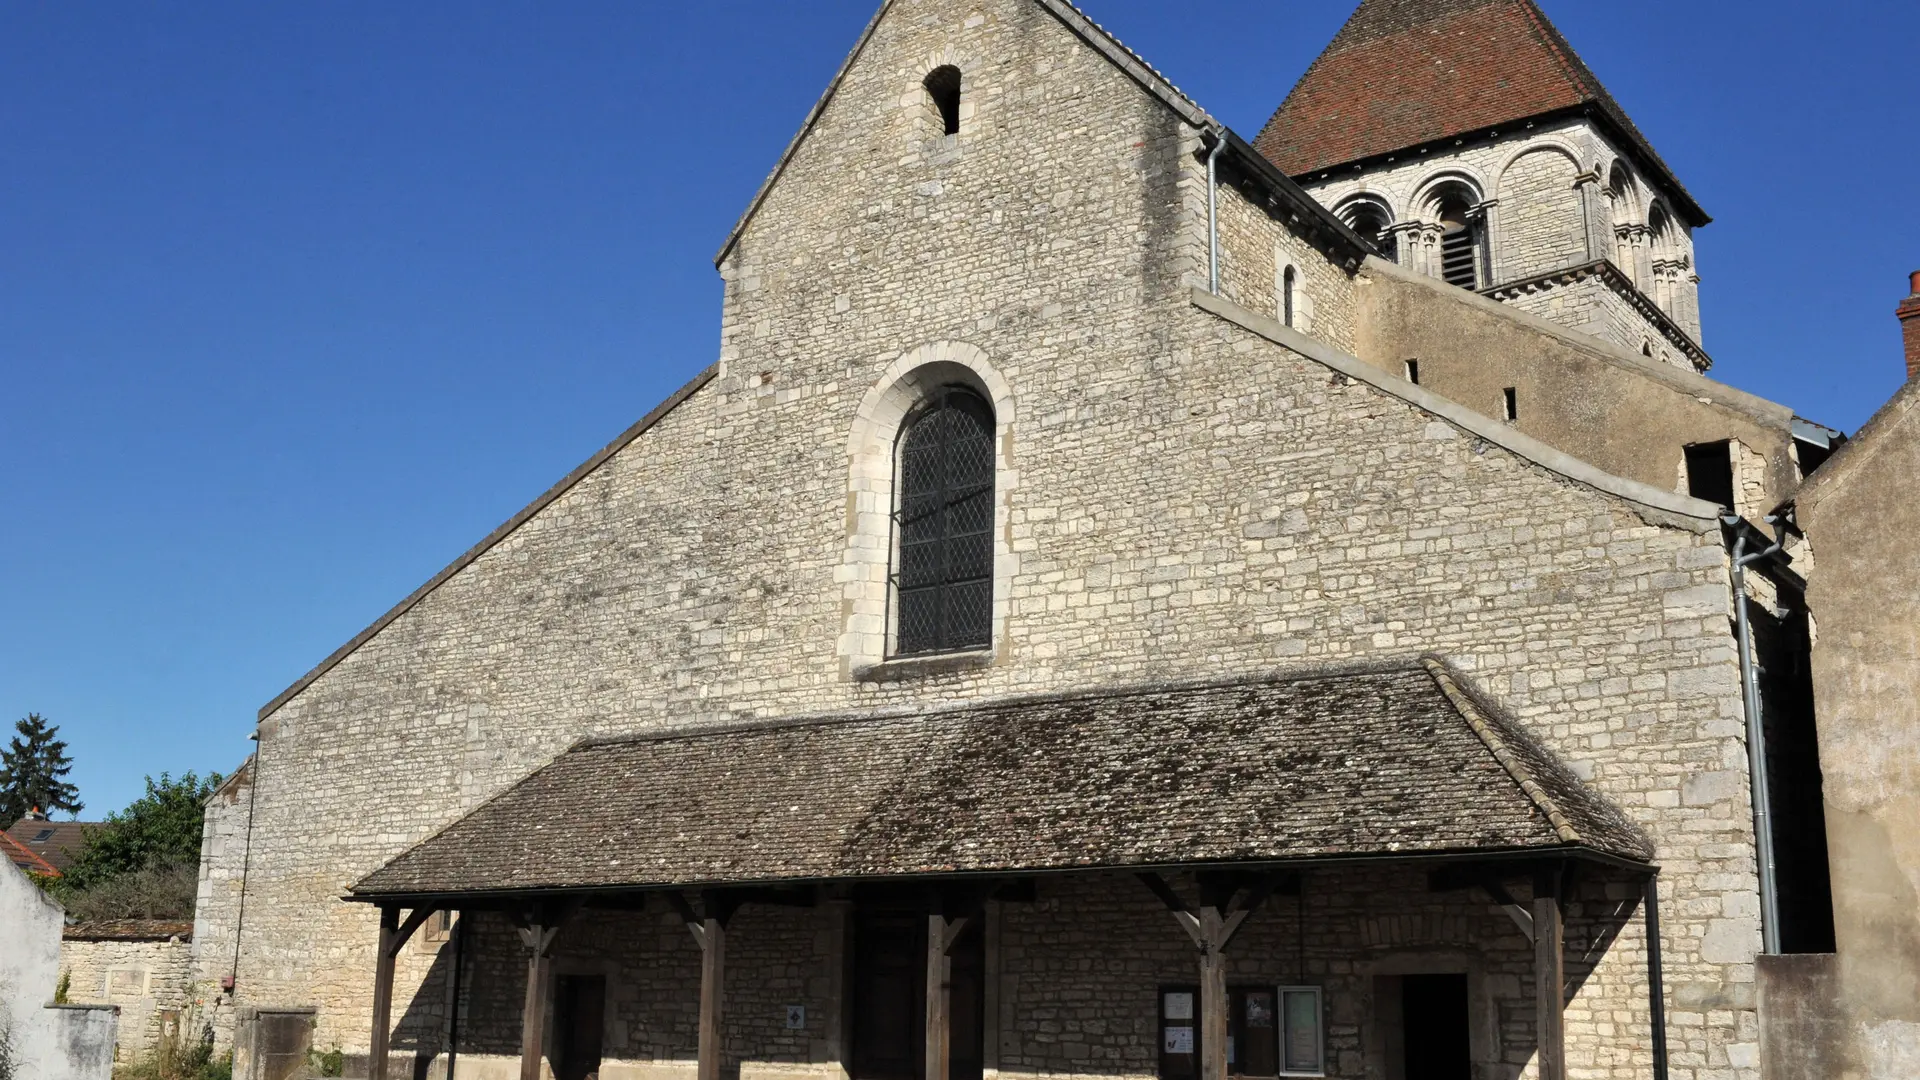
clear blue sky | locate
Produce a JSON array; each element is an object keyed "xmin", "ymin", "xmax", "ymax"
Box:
[{"xmin": 4, "ymin": 1, "xmax": 1915, "ymax": 817}]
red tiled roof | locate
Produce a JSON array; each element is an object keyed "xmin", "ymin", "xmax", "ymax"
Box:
[
  {"xmin": 2, "ymin": 828, "xmax": 61, "ymax": 876},
  {"xmin": 1254, "ymin": 0, "xmax": 1706, "ymax": 225},
  {"xmin": 4, "ymin": 819, "xmax": 95, "ymax": 874}
]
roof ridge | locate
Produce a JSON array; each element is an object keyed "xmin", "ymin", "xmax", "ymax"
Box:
[{"xmin": 1421, "ymin": 657, "xmax": 1581, "ymax": 843}]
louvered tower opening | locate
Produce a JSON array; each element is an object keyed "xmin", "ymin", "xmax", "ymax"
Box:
[{"xmin": 1437, "ymin": 197, "xmax": 1479, "ymax": 289}]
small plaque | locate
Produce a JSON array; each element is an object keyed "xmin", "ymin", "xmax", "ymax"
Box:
[
  {"xmin": 786, "ymin": 1005, "xmax": 806, "ymax": 1030},
  {"xmin": 1163, "ymin": 992, "xmax": 1194, "ymax": 1020},
  {"xmin": 1163, "ymin": 1026, "xmax": 1194, "ymax": 1054}
]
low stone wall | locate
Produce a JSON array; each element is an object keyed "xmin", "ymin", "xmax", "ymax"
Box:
[
  {"xmin": 45, "ymin": 1004, "xmax": 119, "ymax": 1080},
  {"xmin": 62, "ymin": 923, "xmax": 195, "ymax": 1061}
]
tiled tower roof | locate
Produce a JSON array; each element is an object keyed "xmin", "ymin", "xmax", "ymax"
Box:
[{"xmin": 1254, "ymin": 0, "xmax": 1706, "ymax": 225}]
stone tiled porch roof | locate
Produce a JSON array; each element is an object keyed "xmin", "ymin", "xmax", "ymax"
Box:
[{"xmin": 351, "ymin": 659, "xmax": 1651, "ymax": 900}]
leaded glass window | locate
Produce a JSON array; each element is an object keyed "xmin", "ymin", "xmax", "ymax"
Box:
[{"xmin": 892, "ymin": 387, "xmax": 994, "ymax": 655}]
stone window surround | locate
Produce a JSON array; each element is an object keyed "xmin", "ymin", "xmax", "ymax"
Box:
[
  {"xmin": 906, "ymin": 46, "xmax": 977, "ymax": 160},
  {"xmin": 839, "ymin": 341, "xmax": 1018, "ymax": 680},
  {"xmin": 1274, "ymin": 242, "xmax": 1316, "ymax": 333}
]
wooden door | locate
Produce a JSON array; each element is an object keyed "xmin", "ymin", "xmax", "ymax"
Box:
[{"xmin": 852, "ymin": 912, "xmax": 926, "ymax": 1080}]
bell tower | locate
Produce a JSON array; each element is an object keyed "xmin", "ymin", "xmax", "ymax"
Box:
[{"xmin": 1257, "ymin": 0, "xmax": 1711, "ymax": 371}]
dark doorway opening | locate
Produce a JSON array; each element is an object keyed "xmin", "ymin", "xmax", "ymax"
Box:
[
  {"xmin": 850, "ymin": 911, "xmax": 986, "ymax": 1080},
  {"xmin": 948, "ymin": 920, "xmax": 986, "ymax": 1080},
  {"xmin": 1751, "ymin": 598, "xmax": 1838, "ymax": 953},
  {"xmin": 852, "ymin": 912, "xmax": 925, "ymax": 1080},
  {"xmin": 554, "ymin": 974, "xmax": 605, "ymax": 1080},
  {"xmin": 1401, "ymin": 975, "xmax": 1469, "ymax": 1080}
]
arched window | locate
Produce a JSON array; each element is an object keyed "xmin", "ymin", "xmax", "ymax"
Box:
[
  {"xmin": 892, "ymin": 386, "xmax": 994, "ymax": 655},
  {"xmin": 1282, "ymin": 265, "xmax": 1297, "ymax": 328},
  {"xmin": 1435, "ymin": 192, "xmax": 1480, "ymax": 289},
  {"xmin": 924, "ymin": 66, "xmax": 962, "ymax": 137}
]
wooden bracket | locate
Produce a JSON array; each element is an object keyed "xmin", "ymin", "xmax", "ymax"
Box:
[
  {"xmin": 515, "ymin": 922, "xmax": 560, "ymax": 955},
  {"xmin": 386, "ymin": 905, "xmax": 441, "ymax": 959}
]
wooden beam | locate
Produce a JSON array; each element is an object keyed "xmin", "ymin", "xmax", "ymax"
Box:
[
  {"xmin": 517, "ymin": 919, "xmax": 561, "ymax": 1080},
  {"xmin": 391, "ymin": 904, "xmax": 441, "ymax": 955},
  {"xmin": 370, "ymin": 906, "xmax": 400, "ymax": 1080},
  {"xmin": 1534, "ymin": 868, "xmax": 1566, "ymax": 1080}
]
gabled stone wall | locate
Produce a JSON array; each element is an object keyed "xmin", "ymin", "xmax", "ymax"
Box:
[{"xmin": 208, "ymin": 2, "xmax": 1771, "ymax": 1078}]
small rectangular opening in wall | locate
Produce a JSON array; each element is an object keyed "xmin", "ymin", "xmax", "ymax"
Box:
[
  {"xmin": 1501, "ymin": 388, "xmax": 1516, "ymax": 423},
  {"xmin": 1684, "ymin": 440, "xmax": 1736, "ymax": 510},
  {"xmin": 1404, "ymin": 359, "xmax": 1420, "ymax": 385},
  {"xmin": 1794, "ymin": 437, "xmax": 1835, "ymax": 479}
]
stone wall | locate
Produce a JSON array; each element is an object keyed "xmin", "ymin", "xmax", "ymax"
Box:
[
  {"xmin": 1789, "ymin": 378, "xmax": 1920, "ymax": 1079},
  {"xmin": 211, "ymin": 2, "xmax": 1770, "ymax": 1078},
  {"xmin": 61, "ymin": 932, "xmax": 195, "ymax": 1060},
  {"xmin": 1348, "ymin": 256, "xmax": 1801, "ymax": 511},
  {"xmin": 2, "ymin": 859, "xmax": 117, "ymax": 1080},
  {"xmin": 1494, "ymin": 147, "xmax": 1587, "ymax": 282},
  {"xmin": 194, "ymin": 759, "xmax": 255, "ymax": 1046},
  {"xmin": 1211, "ymin": 171, "xmax": 1357, "ymax": 354}
]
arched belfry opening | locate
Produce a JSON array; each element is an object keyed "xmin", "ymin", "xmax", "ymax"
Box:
[
  {"xmin": 1339, "ymin": 197, "xmax": 1397, "ymax": 263},
  {"xmin": 924, "ymin": 65, "xmax": 962, "ymax": 137}
]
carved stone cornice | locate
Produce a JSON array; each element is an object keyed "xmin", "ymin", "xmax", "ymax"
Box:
[{"xmin": 1481, "ymin": 258, "xmax": 1711, "ymax": 372}]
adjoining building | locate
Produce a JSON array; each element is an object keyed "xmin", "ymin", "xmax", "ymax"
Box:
[{"xmin": 189, "ymin": 4, "xmax": 1907, "ymax": 1080}]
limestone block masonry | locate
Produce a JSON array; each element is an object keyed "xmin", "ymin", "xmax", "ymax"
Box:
[
  {"xmin": 198, "ymin": 3, "xmax": 1773, "ymax": 1080},
  {"xmin": 60, "ymin": 934, "xmax": 195, "ymax": 1061}
]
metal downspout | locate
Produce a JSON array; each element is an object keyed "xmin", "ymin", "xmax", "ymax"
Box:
[
  {"xmin": 1206, "ymin": 131, "xmax": 1225, "ymax": 295},
  {"xmin": 1725, "ymin": 513, "xmax": 1786, "ymax": 954},
  {"xmin": 1644, "ymin": 874, "xmax": 1669, "ymax": 1080}
]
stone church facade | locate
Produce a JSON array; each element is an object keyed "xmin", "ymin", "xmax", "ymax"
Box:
[{"xmin": 191, "ymin": 4, "xmax": 1858, "ymax": 1080}]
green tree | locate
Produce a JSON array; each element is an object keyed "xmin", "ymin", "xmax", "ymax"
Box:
[
  {"xmin": 58, "ymin": 772, "xmax": 221, "ymax": 893},
  {"xmin": 0, "ymin": 713, "xmax": 83, "ymax": 826}
]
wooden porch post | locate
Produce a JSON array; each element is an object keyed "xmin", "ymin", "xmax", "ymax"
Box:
[
  {"xmin": 371, "ymin": 905, "xmax": 441, "ymax": 1080},
  {"xmin": 517, "ymin": 918, "xmax": 561, "ymax": 1080},
  {"xmin": 371, "ymin": 906, "xmax": 400, "ymax": 1080},
  {"xmin": 670, "ymin": 892, "xmax": 742, "ymax": 1080},
  {"xmin": 698, "ymin": 916, "xmax": 727, "ymax": 1080},
  {"xmin": 1534, "ymin": 868, "xmax": 1566, "ymax": 1080},
  {"xmin": 1137, "ymin": 875, "xmax": 1283, "ymax": 1080},
  {"xmin": 1197, "ymin": 910, "xmax": 1229, "ymax": 1080},
  {"xmin": 924, "ymin": 913, "xmax": 975, "ymax": 1080}
]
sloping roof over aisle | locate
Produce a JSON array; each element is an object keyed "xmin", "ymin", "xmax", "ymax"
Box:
[{"xmin": 351, "ymin": 659, "xmax": 1651, "ymax": 901}]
